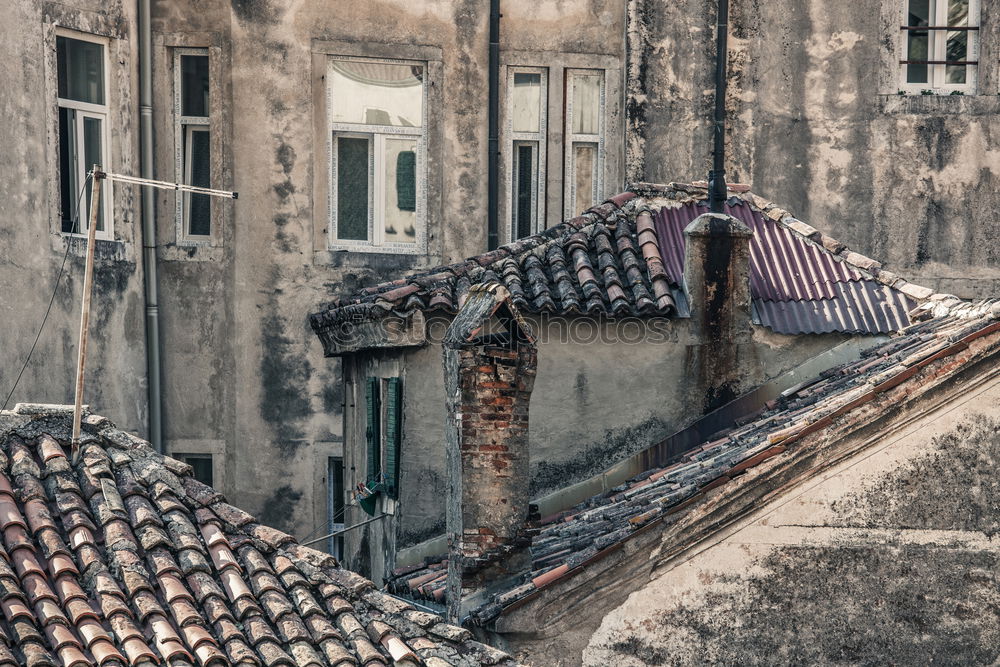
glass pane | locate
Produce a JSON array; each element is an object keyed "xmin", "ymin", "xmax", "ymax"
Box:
[
  {"xmin": 182, "ymin": 455, "xmax": 213, "ymax": 486},
  {"xmin": 907, "ymin": 30, "xmax": 929, "ymax": 82},
  {"xmin": 946, "ymin": 30, "xmax": 968, "ymax": 83},
  {"xmin": 512, "ymin": 72, "xmax": 541, "ymax": 133},
  {"xmin": 82, "ymin": 116, "xmax": 104, "ymax": 232},
  {"xmin": 336, "ymin": 136, "xmax": 370, "ymax": 241},
  {"xmin": 186, "ymin": 127, "xmax": 211, "ymax": 236},
  {"xmin": 907, "ymin": 0, "xmax": 930, "ymax": 26},
  {"xmin": 573, "ymin": 143, "xmax": 597, "ymax": 215},
  {"xmin": 59, "ymin": 107, "xmax": 77, "ymax": 233},
  {"xmin": 514, "ymin": 143, "xmax": 535, "ymax": 239},
  {"xmin": 384, "ymin": 137, "xmax": 418, "ymax": 244},
  {"xmin": 181, "ymin": 54, "xmax": 210, "ymax": 117},
  {"xmin": 330, "ymin": 61, "xmax": 423, "ymax": 127},
  {"xmin": 948, "ymin": 0, "xmax": 968, "ymax": 26},
  {"xmin": 57, "ymin": 36, "xmax": 105, "ymax": 105},
  {"xmin": 571, "ymin": 73, "xmax": 601, "ymax": 135}
]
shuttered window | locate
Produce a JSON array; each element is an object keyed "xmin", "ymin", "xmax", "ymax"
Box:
[
  {"xmin": 384, "ymin": 377, "xmax": 402, "ymax": 498},
  {"xmin": 365, "ymin": 377, "xmax": 381, "ymax": 484}
]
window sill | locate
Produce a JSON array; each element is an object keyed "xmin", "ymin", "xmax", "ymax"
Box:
[
  {"xmin": 313, "ymin": 249, "xmax": 427, "ymax": 271},
  {"xmin": 159, "ymin": 243, "xmax": 224, "ymax": 263},
  {"xmin": 877, "ymin": 93, "xmax": 1000, "ymax": 115},
  {"xmin": 57, "ymin": 234, "xmax": 131, "ymax": 263}
]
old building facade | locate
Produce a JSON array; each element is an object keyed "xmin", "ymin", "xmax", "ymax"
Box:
[{"xmin": 2, "ymin": 0, "xmax": 998, "ymax": 588}]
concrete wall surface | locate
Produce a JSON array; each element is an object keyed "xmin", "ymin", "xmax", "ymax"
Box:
[
  {"xmin": 634, "ymin": 0, "xmax": 1000, "ymax": 298},
  {"xmin": 583, "ymin": 374, "xmax": 1000, "ymax": 665},
  {"xmin": 0, "ymin": 1, "xmax": 147, "ymax": 432}
]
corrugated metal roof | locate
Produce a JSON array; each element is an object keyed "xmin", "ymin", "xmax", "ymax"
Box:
[{"xmin": 652, "ymin": 200, "xmax": 914, "ymax": 335}]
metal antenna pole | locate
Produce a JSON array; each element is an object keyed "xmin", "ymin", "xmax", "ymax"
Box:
[
  {"xmin": 709, "ymin": 0, "xmax": 730, "ymax": 214},
  {"xmin": 71, "ymin": 166, "xmax": 104, "ymax": 464}
]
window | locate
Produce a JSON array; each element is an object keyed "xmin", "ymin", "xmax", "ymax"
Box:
[
  {"xmin": 175, "ymin": 49, "xmax": 212, "ymax": 239},
  {"xmin": 328, "ymin": 58, "xmax": 426, "ymax": 253},
  {"xmin": 176, "ymin": 453, "xmax": 213, "ymax": 486},
  {"xmin": 508, "ymin": 68, "xmax": 547, "ymax": 240},
  {"xmin": 365, "ymin": 377, "xmax": 402, "ymax": 498},
  {"xmin": 564, "ymin": 69, "xmax": 605, "ymax": 218},
  {"xmin": 327, "ymin": 457, "xmax": 345, "ymax": 560},
  {"xmin": 57, "ymin": 33, "xmax": 111, "ymax": 237},
  {"xmin": 901, "ymin": 0, "xmax": 979, "ymax": 92}
]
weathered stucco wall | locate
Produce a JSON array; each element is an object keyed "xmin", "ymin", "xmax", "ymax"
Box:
[
  {"xmin": 0, "ymin": 2, "xmax": 147, "ymax": 432},
  {"xmin": 634, "ymin": 0, "xmax": 1000, "ymax": 298},
  {"xmin": 143, "ymin": 0, "xmax": 628, "ymax": 561},
  {"xmin": 580, "ymin": 375, "xmax": 1000, "ymax": 665},
  {"xmin": 340, "ymin": 317, "xmax": 848, "ymax": 582}
]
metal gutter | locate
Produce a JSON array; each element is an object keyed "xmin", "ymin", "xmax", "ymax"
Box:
[
  {"xmin": 138, "ymin": 0, "xmax": 163, "ymax": 452},
  {"xmin": 487, "ymin": 0, "xmax": 500, "ymax": 250}
]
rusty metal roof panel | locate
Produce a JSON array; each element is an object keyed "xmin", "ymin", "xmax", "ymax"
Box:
[{"xmin": 651, "ymin": 200, "xmax": 912, "ymax": 335}]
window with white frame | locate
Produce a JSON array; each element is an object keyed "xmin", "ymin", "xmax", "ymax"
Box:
[
  {"xmin": 901, "ymin": 0, "xmax": 979, "ymax": 92},
  {"xmin": 328, "ymin": 58, "xmax": 426, "ymax": 253},
  {"xmin": 564, "ymin": 69, "xmax": 605, "ymax": 218},
  {"xmin": 57, "ymin": 32, "xmax": 111, "ymax": 237},
  {"xmin": 175, "ymin": 49, "xmax": 212, "ymax": 240},
  {"xmin": 507, "ymin": 68, "xmax": 547, "ymax": 240}
]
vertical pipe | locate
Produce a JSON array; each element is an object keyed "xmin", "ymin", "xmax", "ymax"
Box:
[
  {"xmin": 709, "ymin": 0, "xmax": 729, "ymax": 214},
  {"xmin": 138, "ymin": 0, "xmax": 163, "ymax": 452},
  {"xmin": 71, "ymin": 167, "xmax": 103, "ymax": 463},
  {"xmin": 487, "ymin": 0, "xmax": 500, "ymax": 250}
]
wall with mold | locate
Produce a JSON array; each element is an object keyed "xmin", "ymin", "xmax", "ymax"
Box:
[
  {"xmin": 631, "ymin": 0, "xmax": 1000, "ymax": 299},
  {"xmin": 340, "ymin": 317, "xmax": 847, "ymax": 583},
  {"xmin": 0, "ymin": 2, "xmax": 148, "ymax": 433},
  {"xmin": 145, "ymin": 0, "xmax": 629, "ymax": 557},
  {"xmin": 583, "ymin": 378, "xmax": 1000, "ymax": 666}
]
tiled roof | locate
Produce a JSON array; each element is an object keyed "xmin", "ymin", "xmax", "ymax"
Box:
[
  {"xmin": 0, "ymin": 406, "xmax": 515, "ymax": 667},
  {"xmin": 387, "ymin": 298, "xmax": 1000, "ymax": 623},
  {"xmin": 310, "ymin": 183, "xmax": 934, "ymax": 351}
]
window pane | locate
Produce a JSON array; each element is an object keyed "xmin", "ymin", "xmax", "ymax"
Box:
[
  {"xmin": 512, "ymin": 72, "xmax": 541, "ymax": 133},
  {"xmin": 82, "ymin": 116, "xmax": 105, "ymax": 232},
  {"xmin": 514, "ymin": 143, "xmax": 536, "ymax": 239},
  {"xmin": 948, "ymin": 0, "xmax": 968, "ymax": 26},
  {"xmin": 571, "ymin": 73, "xmax": 601, "ymax": 135},
  {"xmin": 946, "ymin": 29, "xmax": 968, "ymax": 83},
  {"xmin": 57, "ymin": 36, "xmax": 105, "ymax": 105},
  {"xmin": 336, "ymin": 136, "xmax": 370, "ymax": 241},
  {"xmin": 573, "ymin": 143, "xmax": 597, "ymax": 215},
  {"xmin": 330, "ymin": 61, "xmax": 423, "ymax": 127},
  {"xmin": 908, "ymin": 0, "xmax": 930, "ymax": 26},
  {"xmin": 907, "ymin": 30, "xmax": 929, "ymax": 82},
  {"xmin": 180, "ymin": 455, "xmax": 213, "ymax": 486},
  {"xmin": 59, "ymin": 108, "xmax": 77, "ymax": 233},
  {"xmin": 181, "ymin": 54, "xmax": 210, "ymax": 117},
  {"xmin": 185, "ymin": 127, "xmax": 211, "ymax": 236},
  {"xmin": 384, "ymin": 137, "xmax": 418, "ymax": 244}
]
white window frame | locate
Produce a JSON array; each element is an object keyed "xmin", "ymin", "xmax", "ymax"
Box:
[
  {"xmin": 506, "ymin": 66, "xmax": 547, "ymax": 240},
  {"xmin": 563, "ymin": 68, "xmax": 605, "ymax": 219},
  {"xmin": 57, "ymin": 29, "xmax": 113, "ymax": 240},
  {"xmin": 174, "ymin": 47, "xmax": 212, "ymax": 243},
  {"xmin": 899, "ymin": 0, "xmax": 979, "ymax": 93},
  {"xmin": 327, "ymin": 56, "xmax": 427, "ymax": 254}
]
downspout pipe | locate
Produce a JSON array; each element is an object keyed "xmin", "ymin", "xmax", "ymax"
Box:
[
  {"xmin": 487, "ymin": 0, "xmax": 500, "ymax": 250},
  {"xmin": 708, "ymin": 0, "xmax": 729, "ymax": 214},
  {"xmin": 138, "ymin": 0, "xmax": 164, "ymax": 452}
]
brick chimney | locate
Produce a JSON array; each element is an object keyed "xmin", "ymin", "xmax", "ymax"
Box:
[
  {"xmin": 683, "ymin": 210, "xmax": 754, "ymax": 411},
  {"xmin": 442, "ymin": 283, "xmax": 536, "ymax": 622}
]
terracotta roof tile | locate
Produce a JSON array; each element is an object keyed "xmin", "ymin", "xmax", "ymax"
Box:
[{"xmin": 0, "ymin": 409, "xmax": 516, "ymax": 666}]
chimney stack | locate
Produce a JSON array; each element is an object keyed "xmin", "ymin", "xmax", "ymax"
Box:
[
  {"xmin": 683, "ymin": 211, "xmax": 753, "ymax": 411},
  {"xmin": 442, "ymin": 284, "xmax": 536, "ymax": 622}
]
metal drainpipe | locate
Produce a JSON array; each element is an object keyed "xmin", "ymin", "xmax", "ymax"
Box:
[
  {"xmin": 708, "ymin": 0, "xmax": 729, "ymax": 214},
  {"xmin": 487, "ymin": 0, "xmax": 500, "ymax": 250},
  {"xmin": 138, "ymin": 0, "xmax": 164, "ymax": 452}
]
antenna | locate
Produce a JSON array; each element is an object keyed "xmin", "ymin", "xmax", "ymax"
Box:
[
  {"xmin": 70, "ymin": 168, "xmax": 238, "ymax": 463},
  {"xmin": 709, "ymin": 0, "xmax": 729, "ymax": 214}
]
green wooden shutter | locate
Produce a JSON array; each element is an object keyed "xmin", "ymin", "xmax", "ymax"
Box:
[
  {"xmin": 384, "ymin": 377, "xmax": 403, "ymax": 498},
  {"xmin": 365, "ymin": 377, "xmax": 381, "ymax": 484}
]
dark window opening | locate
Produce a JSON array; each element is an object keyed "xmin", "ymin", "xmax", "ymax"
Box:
[
  {"xmin": 337, "ymin": 136, "xmax": 370, "ymax": 240},
  {"xmin": 177, "ymin": 454, "xmax": 213, "ymax": 486}
]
